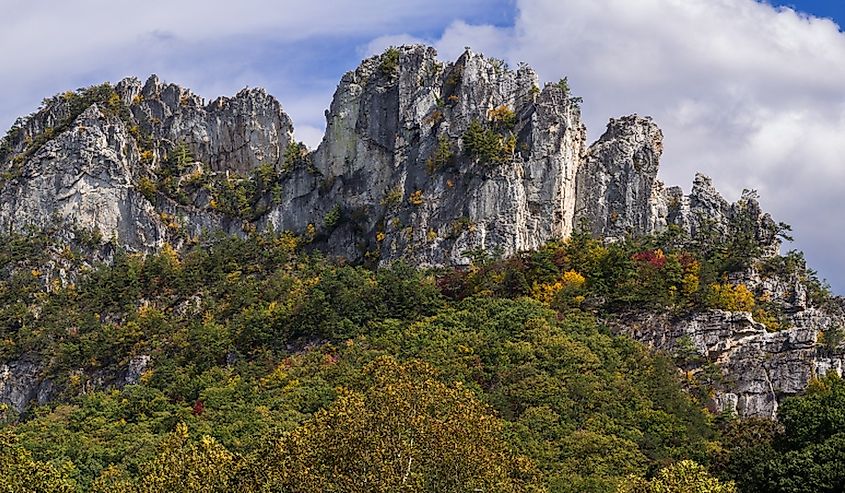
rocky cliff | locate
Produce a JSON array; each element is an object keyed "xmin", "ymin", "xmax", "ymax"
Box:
[{"xmin": 0, "ymin": 45, "xmax": 841, "ymax": 417}]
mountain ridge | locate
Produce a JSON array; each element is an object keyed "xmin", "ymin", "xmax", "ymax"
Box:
[
  {"xmin": 0, "ymin": 44, "xmax": 842, "ymax": 420},
  {"xmin": 0, "ymin": 45, "xmax": 781, "ymax": 266}
]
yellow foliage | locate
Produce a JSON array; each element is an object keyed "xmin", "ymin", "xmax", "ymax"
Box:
[
  {"xmin": 160, "ymin": 243, "xmax": 181, "ymax": 268},
  {"xmin": 562, "ymin": 270, "xmax": 586, "ymax": 287},
  {"xmin": 408, "ymin": 189, "xmax": 424, "ymax": 206},
  {"xmin": 376, "ymin": 231, "xmax": 386, "ymax": 242},
  {"xmin": 532, "ymin": 270, "xmax": 586, "ymax": 305},
  {"xmin": 247, "ymin": 356, "xmax": 540, "ymax": 492},
  {"xmin": 274, "ymin": 231, "xmax": 299, "ymax": 253},
  {"xmin": 753, "ymin": 307, "xmax": 782, "ymax": 332},
  {"xmin": 107, "ymin": 92, "xmax": 122, "ymax": 109},
  {"xmin": 304, "ymin": 223, "xmax": 316, "ymax": 243},
  {"xmin": 487, "ymin": 104, "xmax": 515, "ymax": 125},
  {"xmin": 708, "ymin": 283, "xmax": 755, "ymax": 312},
  {"xmin": 618, "ymin": 459, "xmax": 736, "ymax": 492}
]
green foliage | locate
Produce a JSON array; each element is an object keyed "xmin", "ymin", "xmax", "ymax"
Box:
[
  {"xmin": 2, "ymin": 83, "xmax": 132, "ymax": 167},
  {"xmin": 556, "ymin": 77, "xmax": 571, "ymax": 94},
  {"xmin": 426, "ymin": 135, "xmax": 454, "ymax": 173},
  {"xmin": 463, "ymin": 119, "xmax": 515, "ymax": 165},
  {"xmin": 379, "ymin": 46, "xmax": 401, "ymax": 75},
  {"xmin": 249, "ymin": 356, "xmax": 540, "ymax": 492},
  {"xmin": 137, "ymin": 176, "xmax": 157, "ymax": 203},
  {"xmin": 282, "ymin": 141, "xmax": 309, "ymax": 172},
  {"xmin": 719, "ymin": 374, "xmax": 845, "ymax": 492},
  {"xmin": 488, "ymin": 104, "xmax": 517, "ymax": 130},
  {"xmin": 381, "ymin": 185, "xmax": 403, "ymax": 208},
  {"xmin": 0, "ymin": 230, "xmax": 724, "ymax": 491},
  {"xmin": 323, "ymin": 204, "xmax": 342, "ymax": 230},
  {"xmin": 171, "ymin": 140, "xmax": 193, "ymax": 170},
  {"xmin": 135, "ymin": 423, "xmax": 236, "ymax": 492},
  {"xmin": 0, "ymin": 432, "xmax": 77, "ymax": 493},
  {"xmin": 619, "ymin": 460, "xmax": 736, "ymax": 493}
]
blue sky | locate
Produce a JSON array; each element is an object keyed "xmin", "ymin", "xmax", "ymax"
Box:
[
  {"xmin": 1, "ymin": 0, "xmax": 843, "ymax": 293},
  {"xmin": 772, "ymin": 0, "xmax": 844, "ymax": 24}
]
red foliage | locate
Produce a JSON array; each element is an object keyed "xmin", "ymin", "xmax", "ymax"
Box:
[
  {"xmin": 436, "ymin": 269, "xmax": 469, "ymax": 300},
  {"xmin": 632, "ymin": 249, "xmax": 667, "ymax": 269},
  {"xmin": 193, "ymin": 399, "xmax": 204, "ymax": 416},
  {"xmin": 677, "ymin": 252, "xmax": 698, "ymax": 269}
]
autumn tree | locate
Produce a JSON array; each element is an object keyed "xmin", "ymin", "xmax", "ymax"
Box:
[
  {"xmin": 618, "ymin": 460, "xmax": 736, "ymax": 493},
  {"xmin": 245, "ymin": 356, "xmax": 542, "ymax": 493},
  {"xmin": 0, "ymin": 432, "xmax": 77, "ymax": 493}
]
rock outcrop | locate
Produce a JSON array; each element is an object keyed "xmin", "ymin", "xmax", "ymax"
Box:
[
  {"xmin": 0, "ymin": 44, "xmax": 840, "ymax": 417},
  {"xmin": 614, "ymin": 308, "xmax": 844, "ymax": 418},
  {"xmin": 0, "ymin": 45, "xmax": 779, "ymax": 264},
  {"xmin": 0, "ymin": 356, "xmax": 51, "ymax": 414}
]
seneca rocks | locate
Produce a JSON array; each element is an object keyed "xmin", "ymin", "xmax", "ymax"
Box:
[{"xmin": 0, "ymin": 45, "xmax": 842, "ymax": 416}]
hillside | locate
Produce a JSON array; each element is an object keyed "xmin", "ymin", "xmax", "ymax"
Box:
[{"xmin": 1, "ymin": 45, "xmax": 844, "ymax": 492}]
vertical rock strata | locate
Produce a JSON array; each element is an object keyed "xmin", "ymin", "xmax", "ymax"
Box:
[{"xmin": 0, "ymin": 44, "xmax": 841, "ymax": 417}]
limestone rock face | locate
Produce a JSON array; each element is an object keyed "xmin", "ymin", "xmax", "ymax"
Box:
[
  {"xmin": 0, "ymin": 44, "xmax": 840, "ymax": 416},
  {"xmin": 614, "ymin": 306, "xmax": 845, "ymax": 418},
  {"xmin": 116, "ymin": 76, "xmax": 294, "ymax": 174},
  {"xmin": 304, "ymin": 46, "xmax": 586, "ymax": 265},
  {"xmin": 575, "ymin": 115, "xmax": 664, "ymax": 237},
  {"xmin": 0, "ymin": 356, "xmax": 51, "ymax": 413},
  {"xmin": 0, "ymin": 104, "xmax": 164, "ymax": 248}
]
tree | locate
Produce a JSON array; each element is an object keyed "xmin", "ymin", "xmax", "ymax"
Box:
[
  {"xmin": 135, "ymin": 423, "xmax": 236, "ymax": 493},
  {"xmin": 0, "ymin": 432, "xmax": 77, "ymax": 493},
  {"xmin": 618, "ymin": 460, "xmax": 736, "ymax": 493},
  {"xmin": 245, "ymin": 356, "xmax": 541, "ymax": 493}
]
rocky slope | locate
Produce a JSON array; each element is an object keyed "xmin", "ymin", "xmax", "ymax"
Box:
[{"xmin": 0, "ymin": 45, "xmax": 841, "ymax": 417}]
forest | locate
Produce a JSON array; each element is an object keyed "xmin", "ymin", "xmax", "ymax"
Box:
[{"xmin": 0, "ymin": 226, "xmax": 842, "ymax": 492}]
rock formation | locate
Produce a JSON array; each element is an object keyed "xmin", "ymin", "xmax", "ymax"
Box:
[{"xmin": 0, "ymin": 44, "xmax": 841, "ymax": 417}]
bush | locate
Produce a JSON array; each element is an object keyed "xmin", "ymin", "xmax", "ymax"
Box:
[
  {"xmin": 426, "ymin": 136, "xmax": 453, "ymax": 173},
  {"xmin": 462, "ymin": 120, "xmax": 514, "ymax": 165},
  {"xmin": 706, "ymin": 283, "xmax": 755, "ymax": 312},
  {"xmin": 378, "ymin": 47, "xmax": 400, "ymax": 75}
]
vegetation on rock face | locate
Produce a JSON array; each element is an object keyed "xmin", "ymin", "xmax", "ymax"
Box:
[
  {"xmin": 716, "ymin": 373, "xmax": 845, "ymax": 493},
  {"xmin": 463, "ymin": 118, "xmax": 517, "ymax": 165},
  {"xmin": 0, "ymin": 83, "xmax": 132, "ymax": 168},
  {"xmin": 378, "ymin": 46, "xmax": 401, "ymax": 75}
]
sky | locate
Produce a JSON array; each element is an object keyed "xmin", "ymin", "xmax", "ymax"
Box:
[{"xmin": 0, "ymin": 0, "xmax": 843, "ymax": 293}]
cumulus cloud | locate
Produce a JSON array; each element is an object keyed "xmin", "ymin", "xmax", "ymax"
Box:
[
  {"xmin": 0, "ymin": 0, "xmax": 508, "ymax": 147},
  {"xmin": 404, "ymin": 0, "xmax": 845, "ymax": 291},
  {"xmin": 1, "ymin": 0, "xmax": 842, "ymax": 290}
]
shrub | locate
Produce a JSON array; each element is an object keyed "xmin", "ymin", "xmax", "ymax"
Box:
[
  {"xmin": 408, "ymin": 190, "xmax": 424, "ymax": 206},
  {"xmin": 283, "ymin": 142, "xmax": 309, "ymax": 172},
  {"xmin": 381, "ymin": 186, "xmax": 403, "ymax": 208},
  {"xmin": 707, "ymin": 283, "xmax": 755, "ymax": 312},
  {"xmin": 378, "ymin": 47, "xmax": 400, "ymax": 75},
  {"xmin": 137, "ymin": 177, "xmax": 157, "ymax": 203},
  {"xmin": 462, "ymin": 120, "xmax": 514, "ymax": 165},
  {"xmin": 323, "ymin": 204, "xmax": 342, "ymax": 230},
  {"xmin": 426, "ymin": 136, "xmax": 453, "ymax": 173},
  {"xmin": 487, "ymin": 104, "xmax": 516, "ymax": 130}
]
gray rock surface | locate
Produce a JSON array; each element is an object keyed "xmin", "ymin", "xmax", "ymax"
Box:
[
  {"xmin": 575, "ymin": 115, "xmax": 664, "ymax": 237},
  {"xmin": 0, "ymin": 44, "xmax": 839, "ymax": 416},
  {"xmin": 0, "ymin": 356, "xmax": 50, "ymax": 413},
  {"xmin": 613, "ymin": 306, "xmax": 845, "ymax": 418}
]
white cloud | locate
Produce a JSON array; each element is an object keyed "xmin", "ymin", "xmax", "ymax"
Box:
[
  {"xmin": 1, "ymin": 0, "xmax": 843, "ymax": 290},
  {"xmin": 395, "ymin": 0, "xmax": 845, "ymax": 291},
  {"xmin": 0, "ymin": 0, "xmax": 501, "ymax": 130}
]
